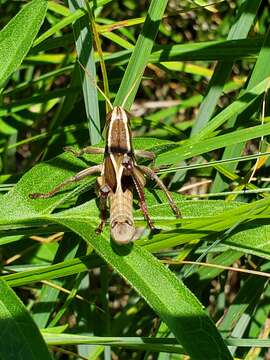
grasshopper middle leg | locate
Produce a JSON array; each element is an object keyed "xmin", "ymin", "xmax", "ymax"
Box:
[{"xmin": 138, "ymin": 165, "xmax": 181, "ymax": 218}]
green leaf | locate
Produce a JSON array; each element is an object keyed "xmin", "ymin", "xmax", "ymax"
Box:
[
  {"xmin": 0, "ymin": 0, "xmax": 47, "ymax": 88},
  {"xmin": 157, "ymin": 122, "xmax": 270, "ymax": 166},
  {"xmin": 48, "ymin": 212, "xmax": 232, "ymax": 360},
  {"xmin": 68, "ymin": 0, "xmax": 101, "ymax": 144},
  {"xmin": 212, "ymin": 25, "xmax": 270, "ymax": 192},
  {"xmin": 191, "ymin": 0, "xmax": 262, "ymax": 135},
  {"xmin": 0, "ymin": 278, "xmax": 52, "ymax": 360},
  {"xmin": 43, "ymin": 333, "xmax": 184, "ymax": 354},
  {"xmin": 140, "ymin": 196, "xmax": 270, "ymax": 260},
  {"xmin": 0, "ymin": 157, "xmax": 232, "ymax": 359},
  {"xmin": 114, "ymin": 0, "xmax": 168, "ymax": 109},
  {"xmin": 149, "ymin": 38, "xmax": 262, "ymax": 62},
  {"xmin": 3, "ymin": 255, "xmax": 102, "ymax": 287},
  {"xmin": 195, "ymin": 77, "xmax": 270, "ymax": 141}
]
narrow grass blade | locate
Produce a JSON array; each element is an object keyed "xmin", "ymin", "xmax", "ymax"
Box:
[
  {"xmin": 218, "ymin": 274, "xmax": 268, "ymax": 339},
  {"xmin": 68, "ymin": 0, "xmax": 101, "ymax": 144},
  {"xmin": 195, "ymin": 77, "xmax": 270, "ymax": 141},
  {"xmin": 0, "ymin": 278, "xmax": 52, "ymax": 360},
  {"xmin": 212, "ymin": 26, "xmax": 270, "ymax": 192},
  {"xmin": 149, "ymin": 38, "xmax": 262, "ymax": 62},
  {"xmin": 191, "ymin": 0, "xmax": 262, "ymax": 135},
  {"xmin": 157, "ymin": 122, "xmax": 270, "ymax": 166},
  {"xmin": 33, "ymin": 8, "xmax": 85, "ymax": 47},
  {"xmin": 0, "ymin": 0, "xmax": 47, "ymax": 88},
  {"xmin": 43, "ymin": 333, "xmax": 184, "ymax": 354},
  {"xmin": 114, "ymin": 0, "xmax": 169, "ymax": 109},
  {"xmin": 3, "ymin": 255, "xmax": 102, "ymax": 287},
  {"xmin": 34, "ymin": 0, "xmax": 114, "ymax": 47},
  {"xmin": 85, "ymin": 2, "xmax": 111, "ymax": 114}
]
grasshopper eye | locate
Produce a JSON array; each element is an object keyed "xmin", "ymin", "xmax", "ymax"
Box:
[
  {"xmin": 111, "ymin": 220, "xmax": 117, "ymax": 229},
  {"xmin": 125, "ymin": 219, "xmax": 133, "ymax": 226}
]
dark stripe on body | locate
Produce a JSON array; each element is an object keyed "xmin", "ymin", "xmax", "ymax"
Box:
[
  {"xmin": 106, "ymin": 118, "xmax": 132, "ymax": 154},
  {"xmin": 105, "ymin": 145, "xmax": 133, "ymax": 154}
]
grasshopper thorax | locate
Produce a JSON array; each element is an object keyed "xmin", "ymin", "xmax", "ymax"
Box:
[{"xmin": 105, "ymin": 106, "xmax": 132, "ymax": 155}]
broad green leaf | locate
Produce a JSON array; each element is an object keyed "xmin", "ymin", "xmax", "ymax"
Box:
[
  {"xmin": 48, "ymin": 212, "xmax": 232, "ymax": 360},
  {"xmin": 140, "ymin": 196, "xmax": 270, "ymax": 259},
  {"xmin": 0, "ymin": 0, "xmax": 47, "ymax": 88},
  {"xmin": 0, "ymin": 156, "xmax": 233, "ymax": 360},
  {"xmin": 0, "ymin": 278, "xmax": 52, "ymax": 360},
  {"xmin": 3, "ymin": 197, "xmax": 270, "ymax": 288},
  {"xmin": 1, "ymin": 150, "xmax": 270, "ymax": 261}
]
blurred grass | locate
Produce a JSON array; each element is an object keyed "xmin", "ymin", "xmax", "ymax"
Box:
[{"xmin": 1, "ymin": 0, "xmax": 270, "ymax": 359}]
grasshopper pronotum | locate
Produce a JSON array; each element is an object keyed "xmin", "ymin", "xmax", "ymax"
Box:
[{"xmin": 30, "ymin": 73, "xmax": 181, "ymax": 244}]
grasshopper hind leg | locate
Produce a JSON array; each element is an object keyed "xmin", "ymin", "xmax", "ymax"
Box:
[
  {"xmin": 122, "ymin": 156, "xmax": 156, "ymax": 232},
  {"xmin": 95, "ymin": 186, "xmax": 110, "ymax": 235},
  {"xmin": 95, "ymin": 180, "xmax": 110, "ymax": 235},
  {"xmin": 131, "ymin": 171, "xmax": 156, "ymax": 232}
]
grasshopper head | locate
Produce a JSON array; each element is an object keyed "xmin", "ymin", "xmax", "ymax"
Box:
[{"xmin": 110, "ymin": 218, "xmax": 135, "ymax": 245}]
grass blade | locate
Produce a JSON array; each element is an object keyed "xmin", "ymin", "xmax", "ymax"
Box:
[
  {"xmin": 114, "ymin": 0, "xmax": 168, "ymax": 109},
  {"xmin": 0, "ymin": 278, "xmax": 52, "ymax": 360},
  {"xmin": 212, "ymin": 25, "xmax": 270, "ymax": 192},
  {"xmin": 191, "ymin": 0, "xmax": 262, "ymax": 135},
  {"xmin": 157, "ymin": 122, "xmax": 270, "ymax": 166},
  {"xmin": 68, "ymin": 0, "xmax": 101, "ymax": 144},
  {"xmin": 0, "ymin": 0, "xmax": 47, "ymax": 88}
]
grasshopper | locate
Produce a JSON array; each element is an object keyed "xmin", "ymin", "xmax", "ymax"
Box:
[{"xmin": 30, "ymin": 79, "xmax": 180, "ymax": 244}]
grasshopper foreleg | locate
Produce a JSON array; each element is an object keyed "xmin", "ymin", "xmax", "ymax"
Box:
[
  {"xmin": 64, "ymin": 146, "xmax": 104, "ymax": 157},
  {"xmin": 29, "ymin": 165, "xmax": 102, "ymax": 199}
]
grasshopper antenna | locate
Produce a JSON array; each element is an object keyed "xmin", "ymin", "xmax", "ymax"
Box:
[
  {"xmin": 77, "ymin": 59, "xmax": 113, "ymax": 111},
  {"xmin": 121, "ymin": 74, "xmax": 142, "ymax": 109}
]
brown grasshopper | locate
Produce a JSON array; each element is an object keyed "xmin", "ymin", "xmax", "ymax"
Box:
[{"xmin": 30, "ymin": 86, "xmax": 180, "ymax": 244}]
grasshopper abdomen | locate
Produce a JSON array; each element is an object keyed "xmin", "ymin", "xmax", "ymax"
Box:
[{"xmin": 109, "ymin": 186, "xmax": 135, "ymax": 244}]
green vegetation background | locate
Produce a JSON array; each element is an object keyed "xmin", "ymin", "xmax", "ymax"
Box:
[{"xmin": 0, "ymin": 1, "xmax": 270, "ymax": 359}]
